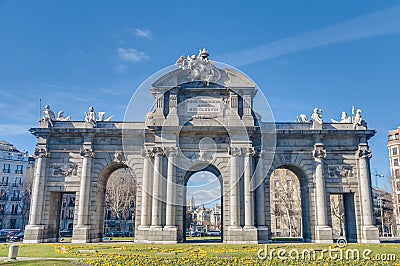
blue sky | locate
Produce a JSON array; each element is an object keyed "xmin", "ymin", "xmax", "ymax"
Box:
[{"xmin": 1, "ymin": 1, "xmax": 400, "ymax": 193}]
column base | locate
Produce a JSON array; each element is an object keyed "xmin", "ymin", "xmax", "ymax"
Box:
[
  {"xmin": 72, "ymin": 226, "xmax": 91, "ymax": 243},
  {"xmin": 135, "ymin": 226, "xmax": 178, "ymax": 243},
  {"xmin": 257, "ymin": 226, "xmax": 269, "ymax": 242},
  {"xmin": 225, "ymin": 226, "xmax": 258, "ymax": 244},
  {"xmin": 360, "ymin": 225, "xmax": 380, "ymax": 243},
  {"xmin": 23, "ymin": 225, "xmax": 44, "ymax": 243},
  {"xmin": 314, "ymin": 226, "xmax": 333, "ymax": 243},
  {"xmin": 137, "ymin": 225, "xmax": 150, "ymax": 230}
]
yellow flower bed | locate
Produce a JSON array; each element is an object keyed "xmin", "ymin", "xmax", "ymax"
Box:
[{"xmin": 49, "ymin": 244, "xmax": 400, "ymax": 266}]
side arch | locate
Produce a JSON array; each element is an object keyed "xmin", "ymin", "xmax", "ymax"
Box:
[{"xmin": 267, "ymin": 162, "xmax": 313, "ymax": 242}]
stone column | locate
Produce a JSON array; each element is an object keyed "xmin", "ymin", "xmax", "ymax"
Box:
[
  {"xmin": 72, "ymin": 144, "xmax": 94, "ymax": 244},
  {"xmin": 229, "ymin": 147, "xmax": 241, "ymax": 228},
  {"xmin": 244, "ymin": 147, "xmax": 255, "ymax": 228},
  {"xmin": 24, "ymin": 147, "xmax": 48, "ymax": 243},
  {"xmin": 139, "ymin": 149, "xmax": 152, "ymax": 228},
  {"xmin": 165, "ymin": 148, "xmax": 177, "ymax": 228},
  {"xmin": 358, "ymin": 144, "xmax": 380, "ymax": 243},
  {"xmin": 77, "ymin": 147, "xmax": 94, "ymax": 226},
  {"xmin": 151, "ymin": 147, "xmax": 164, "ymax": 228},
  {"xmin": 313, "ymin": 143, "xmax": 332, "ymax": 243},
  {"xmin": 28, "ymin": 147, "xmax": 48, "ymax": 226},
  {"xmin": 255, "ymin": 152, "xmax": 268, "ymax": 240}
]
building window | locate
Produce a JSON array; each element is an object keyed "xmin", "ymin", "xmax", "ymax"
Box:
[
  {"xmin": 398, "ymin": 194, "xmax": 400, "ymax": 204},
  {"xmin": 393, "ymin": 147, "xmax": 399, "ymax": 156},
  {"xmin": 0, "ymin": 205, "xmax": 5, "ymax": 215},
  {"xmin": 394, "ymin": 159, "xmax": 399, "ymax": 167},
  {"xmin": 396, "ymin": 182, "xmax": 400, "ymax": 191},
  {"xmin": 395, "ymin": 169, "xmax": 400, "ymax": 178},
  {"xmin": 1, "ymin": 176, "xmax": 8, "ymax": 186},
  {"xmin": 10, "ymin": 219, "xmax": 16, "ymax": 228},
  {"xmin": 2, "ymin": 164, "xmax": 10, "ymax": 173},
  {"xmin": 11, "ymin": 204, "xmax": 18, "ymax": 215},
  {"xmin": 274, "ymin": 180, "xmax": 279, "ymax": 188},
  {"xmin": 15, "ymin": 165, "xmax": 23, "ymax": 174}
]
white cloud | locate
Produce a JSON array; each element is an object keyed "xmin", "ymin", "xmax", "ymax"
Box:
[
  {"xmin": 216, "ymin": 5, "xmax": 400, "ymax": 66},
  {"xmin": 133, "ymin": 28, "xmax": 153, "ymax": 41},
  {"xmin": 117, "ymin": 48, "xmax": 149, "ymax": 63}
]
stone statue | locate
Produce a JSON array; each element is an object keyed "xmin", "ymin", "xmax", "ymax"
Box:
[
  {"xmin": 56, "ymin": 111, "xmax": 71, "ymax": 121},
  {"xmin": 98, "ymin": 112, "xmax": 113, "ymax": 122},
  {"xmin": 353, "ymin": 109, "xmax": 363, "ymax": 129},
  {"xmin": 311, "ymin": 108, "xmax": 323, "ymax": 125},
  {"xmin": 175, "ymin": 48, "xmax": 221, "ymax": 86},
  {"xmin": 331, "ymin": 111, "xmax": 350, "ymax": 123},
  {"xmin": 40, "ymin": 105, "xmax": 56, "ymax": 127},
  {"xmin": 296, "ymin": 114, "xmax": 308, "ymax": 123},
  {"xmin": 85, "ymin": 106, "xmax": 97, "ymax": 127}
]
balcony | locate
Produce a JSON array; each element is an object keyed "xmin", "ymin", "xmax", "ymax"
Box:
[
  {"xmin": 15, "ymin": 170, "xmax": 23, "ymax": 174},
  {"xmin": 2, "ymin": 169, "xmax": 10, "ymax": 173},
  {"xmin": 11, "ymin": 183, "xmax": 19, "ymax": 187},
  {"xmin": 0, "ymin": 182, "xmax": 8, "ymax": 186},
  {"xmin": 10, "ymin": 197, "xmax": 21, "ymax": 201}
]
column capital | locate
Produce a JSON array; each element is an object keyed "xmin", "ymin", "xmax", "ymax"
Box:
[
  {"xmin": 141, "ymin": 148, "xmax": 154, "ymax": 158},
  {"xmin": 152, "ymin": 146, "xmax": 165, "ymax": 157},
  {"xmin": 165, "ymin": 147, "xmax": 178, "ymax": 157},
  {"xmin": 244, "ymin": 147, "xmax": 256, "ymax": 157},
  {"xmin": 34, "ymin": 147, "xmax": 48, "ymax": 158},
  {"xmin": 358, "ymin": 144, "xmax": 372, "ymax": 159},
  {"xmin": 229, "ymin": 147, "xmax": 242, "ymax": 157},
  {"xmin": 113, "ymin": 152, "xmax": 126, "ymax": 163},
  {"xmin": 313, "ymin": 143, "xmax": 326, "ymax": 159},
  {"xmin": 80, "ymin": 147, "xmax": 94, "ymax": 158}
]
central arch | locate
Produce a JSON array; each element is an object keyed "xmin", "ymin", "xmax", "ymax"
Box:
[{"xmin": 183, "ymin": 163, "xmax": 223, "ymax": 242}]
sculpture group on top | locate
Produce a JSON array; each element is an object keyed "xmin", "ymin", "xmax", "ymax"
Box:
[
  {"xmin": 175, "ymin": 48, "xmax": 221, "ymax": 86},
  {"xmin": 40, "ymin": 104, "xmax": 112, "ymax": 128},
  {"xmin": 297, "ymin": 106, "xmax": 365, "ymax": 129}
]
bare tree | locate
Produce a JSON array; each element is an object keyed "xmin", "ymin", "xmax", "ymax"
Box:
[
  {"xmin": 105, "ymin": 169, "xmax": 136, "ymax": 232},
  {"xmin": 330, "ymin": 194, "xmax": 345, "ymax": 236},
  {"xmin": 19, "ymin": 164, "xmax": 34, "ymax": 229},
  {"xmin": 270, "ymin": 169, "xmax": 302, "ymax": 237}
]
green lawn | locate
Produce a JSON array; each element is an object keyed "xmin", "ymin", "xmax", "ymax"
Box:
[{"xmin": 0, "ymin": 243, "xmax": 399, "ymax": 265}]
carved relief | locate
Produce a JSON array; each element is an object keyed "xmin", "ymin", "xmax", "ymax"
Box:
[
  {"xmin": 53, "ymin": 163, "xmax": 78, "ymax": 176},
  {"xmin": 328, "ymin": 165, "xmax": 353, "ymax": 178}
]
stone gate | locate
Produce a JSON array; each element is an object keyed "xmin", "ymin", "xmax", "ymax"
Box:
[{"xmin": 24, "ymin": 49, "xmax": 379, "ymax": 244}]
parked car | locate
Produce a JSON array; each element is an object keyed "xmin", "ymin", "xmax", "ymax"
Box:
[
  {"xmin": 9, "ymin": 232, "xmax": 24, "ymax": 242},
  {"xmin": 191, "ymin": 231, "xmax": 200, "ymax": 237},
  {"xmin": 0, "ymin": 231, "xmax": 8, "ymax": 242},
  {"xmin": 60, "ymin": 228, "xmax": 73, "ymax": 237},
  {"xmin": 110, "ymin": 231, "xmax": 124, "ymax": 237},
  {"xmin": 207, "ymin": 230, "xmax": 221, "ymax": 236}
]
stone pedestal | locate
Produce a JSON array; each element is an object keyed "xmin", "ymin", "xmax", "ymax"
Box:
[
  {"xmin": 314, "ymin": 226, "xmax": 333, "ymax": 243},
  {"xmin": 72, "ymin": 226, "xmax": 90, "ymax": 243},
  {"xmin": 135, "ymin": 226, "xmax": 178, "ymax": 244},
  {"xmin": 23, "ymin": 225, "xmax": 44, "ymax": 243},
  {"xmin": 225, "ymin": 226, "xmax": 258, "ymax": 244},
  {"xmin": 257, "ymin": 226, "xmax": 269, "ymax": 242},
  {"xmin": 360, "ymin": 225, "xmax": 380, "ymax": 243}
]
